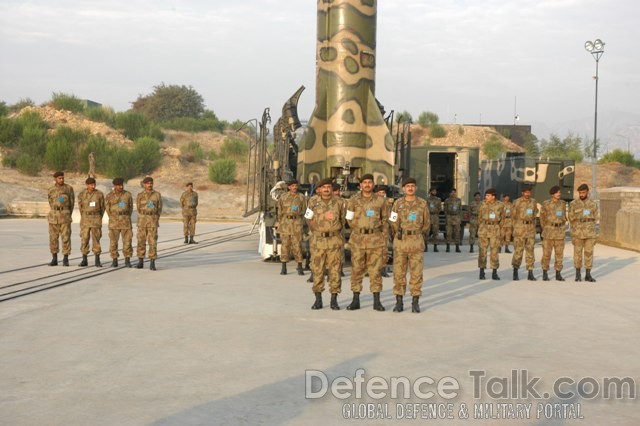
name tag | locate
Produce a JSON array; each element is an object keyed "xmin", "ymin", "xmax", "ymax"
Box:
[
  {"xmin": 304, "ymin": 208, "xmax": 314, "ymax": 219},
  {"xmin": 408, "ymin": 212, "xmax": 417, "ymax": 221},
  {"xmin": 489, "ymin": 213, "xmax": 496, "ymax": 219},
  {"xmin": 324, "ymin": 212, "xmax": 334, "ymax": 220},
  {"xmin": 505, "ymin": 209, "xmax": 510, "ymax": 213},
  {"xmin": 583, "ymin": 209, "xmax": 590, "ymax": 216},
  {"xmin": 556, "ymin": 211, "xmax": 563, "ymax": 217},
  {"xmin": 147, "ymin": 201, "xmax": 154, "ymax": 207},
  {"xmin": 119, "ymin": 201, "xmax": 125, "ymax": 207},
  {"xmin": 389, "ymin": 211, "xmax": 398, "ymax": 222},
  {"xmin": 89, "ymin": 201, "xmax": 96, "ymax": 207},
  {"xmin": 346, "ymin": 210, "xmax": 355, "ymax": 220},
  {"xmin": 526, "ymin": 208, "xmax": 533, "ymax": 215},
  {"xmin": 366, "ymin": 209, "xmax": 374, "ymax": 217},
  {"xmin": 291, "ymin": 205, "xmax": 298, "ymax": 212}
]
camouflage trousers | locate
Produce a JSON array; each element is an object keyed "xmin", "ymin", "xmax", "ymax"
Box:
[
  {"xmin": 429, "ymin": 214, "xmax": 440, "ymax": 243},
  {"xmin": 573, "ymin": 238, "xmax": 596, "ymax": 269},
  {"xmin": 80, "ymin": 226, "xmax": 102, "ymax": 256},
  {"xmin": 446, "ymin": 219, "xmax": 461, "ymax": 244},
  {"xmin": 49, "ymin": 223, "xmax": 72, "ymax": 255},
  {"xmin": 469, "ymin": 220, "xmax": 479, "ymax": 245},
  {"xmin": 310, "ymin": 247, "xmax": 342, "ymax": 294},
  {"xmin": 109, "ymin": 228, "xmax": 133, "ymax": 259},
  {"xmin": 478, "ymin": 235, "xmax": 501, "ymax": 269},
  {"xmin": 393, "ymin": 250, "xmax": 424, "ymax": 296},
  {"xmin": 502, "ymin": 225, "xmax": 513, "ymax": 247},
  {"xmin": 512, "ymin": 236, "xmax": 536, "ymax": 270},
  {"xmin": 137, "ymin": 227, "xmax": 158, "ymax": 259},
  {"xmin": 183, "ymin": 214, "xmax": 196, "ymax": 237},
  {"xmin": 350, "ymin": 246, "xmax": 384, "ymax": 293},
  {"xmin": 541, "ymin": 239, "xmax": 565, "ymax": 271},
  {"xmin": 280, "ymin": 232, "xmax": 304, "ymax": 263}
]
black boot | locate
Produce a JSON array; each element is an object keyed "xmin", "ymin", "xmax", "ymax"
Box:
[
  {"xmin": 513, "ymin": 267, "xmax": 519, "ymax": 281},
  {"xmin": 412, "ymin": 296, "xmax": 420, "ymax": 313},
  {"xmin": 79, "ymin": 255, "xmax": 88, "ymax": 267},
  {"xmin": 433, "ymin": 244, "xmax": 439, "ymax": 252},
  {"xmin": 498, "ymin": 247, "xmax": 502, "ymax": 253},
  {"xmin": 455, "ymin": 244, "xmax": 461, "ymax": 253},
  {"xmin": 62, "ymin": 255, "xmax": 69, "ymax": 267},
  {"xmin": 280, "ymin": 262, "xmax": 287, "ymax": 275},
  {"xmin": 340, "ymin": 268, "xmax": 345, "ymax": 277},
  {"xmin": 307, "ymin": 272, "xmax": 314, "ymax": 283},
  {"xmin": 136, "ymin": 258, "xmax": 144, "ymax": 269},
  {"xmin": 479, "ymin": 268, "xmax": 486, "ymax": 280},
  {"xmin": 330, "ymin": 293, "xmax": 340, "ymax": 310},
  {"xmin": 446, "ymin": 244, "xmax": 450, "ymax": 252},
  {"xmin": 346, "ymin": 292, "xmax": 360, "ymax": 310},
  {"xmin": 542, "ymin": 270, "xmax": 550, "ymax": 281},
  {"xmin": 556, "ymin": 271, "xmax": 565, "ymax": 281},
  {"xmin": 189, "ymin": 236, "xmax": 197, "ymax": 244},
  {"xmin": 469, "ymin": 244, "xmax": 474, "ymax": 253},
  {"xmin": 575, "ymin": 268, "xmax": 582, "ymax": 282},
  {"xmin": 373, "ymin": 292, "xmax": 386, "ymax": 311},
  {"xmin": 585, "ymin": 269, "xmax": 596, "ymax": 282},
  {"xmin": 393, "ymin": 295, "xmax": 404, "ymax": 312},
  {"xmin": 527, "ymin": 270, "xmax": 536, "ymax": 281},
  {"xmin": 381, "ymin": 267, "xmax": 390, "ymax": 278},
  {"xmin": 492, "ymin": 269, "xmax": 500, "ymax": 280},
  {"xmin": 150, "ymin": 259, "xmax": 156, "ymax": 271},
  {"xmin": 48, "ymin": 253, "xmax": 58, "ymax": 266},
  {"xmin": 505, "ymin": 246, "xmax": 512, "ymax": 253},
  {"xmin": 125, "ymin": 257, "xmax": 132, "ymax": 268},
  {"xmin": 304, "ymin": 257, "xmax": 311, "ymax": 270},
  {"xmin": 94, "ymin": 255, "xmax": 102, "ymax": 267},
  {"xmin": 297, "ymin": 263, "xmax": 304, "ymax": 276},
  {"xmin": 111, "ymin": 258, "xmax": 118, "ymax": 267},
  {"xmin": 311, "ymin": 292, "xmax": 323, "ymax": 310},
  {"xmin": 184, "ymin": 236, "xmax": 189, "ymax": 244}
]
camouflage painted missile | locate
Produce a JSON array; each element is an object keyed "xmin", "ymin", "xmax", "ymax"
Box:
[{"xmin": 297, "ymin": 0, "xmax": 394, "ymax": 185}]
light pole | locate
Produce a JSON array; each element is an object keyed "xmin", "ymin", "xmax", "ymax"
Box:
[{"xmin": 584, "ymin": 38, "xmax": 605, "ymax": 199}]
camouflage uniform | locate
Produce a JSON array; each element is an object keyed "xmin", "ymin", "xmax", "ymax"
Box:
[
  {"xmin": 307, "ymin": 196, "xmax": 345, "ymax": 294},
  {"xmin": 426, "ymin": 195, "xmax": 441, "ymax": 245},
  {"xmin": 390, "ymin": 197, "xmax": 430, "ymax": 296},
  {"xmin": 568, "ymin": 198, "xmax": 598, "ymax": 269},
  {"xmin": 468, "ymin": 198, "xmax": 480, "ymax": 247},
  {"xmin": 511, "ymin": 196, "xmax": 538, "ymax": 270},
  {"xmin": 502, "ymin": 201, "xmax": 514, "ymax": 250},
  {"xmin": 276, "ymin": 191, "xmax": 307, "ymax": 264},
  {"xmin": 105, "ymin": 189, "xmax": 134, "ymax": 260},
  {"xmin": 444, "ymin": 196, "xmax": 462, "ymax": 245},
  {"xmin": 180, "ymin": 190, "xmax": 198, "ymax": 238},
  {"xmin": 136, "ymin": 190, "xmax": 163, "ymax": 259},
  {"xmin": 478, "ymin": 200, "xmax": 505, "ymax": 269},
  {"xmin": 77, "ymin": 188, "xmax": 105, "ymax": 255},
  {"xmin": 540, "ymin": 198, "xmax": 567, "ymax": 272},
  {"xmin": 48, "ymin": 182, "xmax": 75, "ymax": 255}
]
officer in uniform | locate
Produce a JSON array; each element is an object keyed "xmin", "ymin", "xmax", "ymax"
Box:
[
  {"xmin": 501, "ymin": 194, "xmax": 513, "ymax": 253},
  {"xmin": 77, "ymin": 177, "xmax": 105, "ymax": 267},
  {"xmin": 568, "ymin": 183, "xmax": 598, "ymax": 282},
  {"xmin": 47, "ymin": 171, "xmax": 74, "ymax": 266},
  {"xmin": 105, "ymin": 177, "xmax": 134, "ymax": 267},
  {"xmin": 276, "ymin": 179, "xmax": 307, "ymax": 276},
  {"xmin": 511, "ymin": 186, "xmax": 538, "ymax": 281},
  {"xmin": 136, "ymin": 177, "xmax": 163, "ymax": 271},
  {"xmin": 468, "ymin": 191, "xmax": 481, "ymax": 253},
  {"xmin": 426, "ymin": 188, "xmax": 442, "ymax": 252},
  {"xmin": 444, "ymin": 188, "xmax": 462, "ymax": 252},
  {"xmin": 389, "ymin": 177, "xmax": 430, "ymax": 313},
  {"xmin": 180, "ymin": 182, "xmax": 198, "ymax": 244},
  {"xmin": 540, "ymin": 185, "xmax": 567, "ymax": 281},
  {"xmin": 306, "ymin": 178, "xmax": 345, "ymax": 310},
  {"xmin": 477, "ymin": 188, "xmax": 504, "ymax": 280}
]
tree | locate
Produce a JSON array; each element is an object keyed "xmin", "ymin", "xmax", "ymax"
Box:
[
  {"xmin": 523, "ymin": 133, "xmax": 540, "ymax": 157},
  {"xmin": 539, "ymin": 133, "xmax": 584, "ymax": 162},
  {"xmin": 132, "ymin": 83, "xmax": 205, "ymax": 122},
  {"xmin": 395, "ymin": 111, "xmax": 413, "ymax": 124},
  {"xmin": 483, "ymin": 136, "xmax": 504, "ymax": 160},
  {"xmin": 417, "ymin": 111, "xmax": 439, "ymax": 127}
]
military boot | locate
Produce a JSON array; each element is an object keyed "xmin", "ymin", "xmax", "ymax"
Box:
[
  {"xmin": 311, "ymin": 292, "xmax": 323, "ymax": 310},
  {"xmin": 479, "ymin": 268, "xmax": 486, "ymax": 280},
  {"xmin": 542, "ymin": 270, "xmax": 550, "ymax": 281},
  {"xmin": 125, "ymin": 257, "xmax": 132, "ymax": 268},
  {"xmin": 433, "ymin": 244, "xmax": 439, "ymax": 252},
  {"xmin": 393, "ymin": 295, "xmax": 404, "ymax": 312},
  {"xmin": 184, "ymin": 236, "xmax": 189, "ymax": 244},
  {"xmin": 136, "ymin": 258, "xmax": 144, "ymax": 269},
  {"xmin": 469, "ymin": 244, "xmax": 474, "ymax": 253},
  {"xmin": 297, "ymin": 263, "xmax": 304, "ymax": 276},
  {"xmin": 307, "ymin": 272, "xmax": 314, "ymax": 283},
  {"xmin": 575, "ymin": 268, "xmax": 582, "ymax": 282},
  {"xmin": 150, "ymin": 259, "xmax": 156, "ymax": 271},
  {"xmin": 346, "ymin": 292, "xmax": 360, "ymax": 311},
  {"xmin": 527, "ymin": 270, "xmax": 536, "ymax": 281},
  {"xmin": 513, "ymin": 267, "xmax": 519, "ymax": 281},
  {"xmin": 446, "ymin": 244, "xmax": 450, "ymax": 252},
  {"xmin": 556, "ymin": 271, "xmax": 565, "ymax": 281},
  {"xmin": 304, "ymin": 257, "xmax": 311, "ymax": 270},
  {"xmin": 492, "ymin": 269, "xmax": 500, "ymax": 280},
  {"xmin": 412, "ymin": 296, "xmax": 420, "ymax": 313},
  {"xmin": 189, "ymin": 236, "xmax": 197, "ymax": 244},
  {"xmin": 455, "ymin": 244, "xmax": 461, "ymax": 253},
  {"xmin": 48, "ymin": 253, "xmax": 58, "ymax": 266},
  {"xmin": 330, "ymin": 293, "xmax": 340, "ymax": 310},
  {"xmin": 62, "ymin": 255, "xmax": 69, "ymax": 267},
  {"xmin": 280, "ymin": 262, "xmax": 287, "ymax": 275},
  {"xmin": 94, "ymin": 254, "xmax": 102, "ymax": 267},
  {"xmin": 111, "ymin": 258, "xmax": 118, "ymax": 267},
  {"xmin": 505, "ymin": 246, "xmax": 512, "ymax": 254},
  {"xmin": 585, "ymin": 269, "xmax": 596, "ymax": 282},
  {"xmin": 381, "ymin": 266, "xmax": 390, "ymax": 278},
  {"xmin": 372, "ymin": 292, "xmax": 386, "ymax": 311},
  {"xmin": 79, "ymin": 255, "xmax": 88, "ymax": 267}
]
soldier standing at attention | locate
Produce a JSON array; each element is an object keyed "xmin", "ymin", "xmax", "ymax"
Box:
[
  {"xmin": 276, "ymin": 179, "xmax": 306, "ymax": 276},
  {"xmin": 180, "ymin": 182, "xmax": 198, "ymax": 244},
  {"xmin": 345, "ymin": 174, "xmax": 390, "ymax": 311},
  {"xmin": 136, "ymin": 177, "xmax": 163, "ymax": 271},
  {"xmin": 105, "ymin": 178, "xmax": 134, "ymax": 268},
  {"xmin": 568, "ymin": 183, "xmax": 598, "ymax": 282},
  {"xmin": 426, "ymin": 188, "xmax": 442, "ymax": 252},
  {"xmin": 47, "ymin": 171, "xmax": 74, "ymax": 266},
  {"xmin": 375, "ymin": 184, "xmax": 392, "ymax": 277},
  {"xmin": 501, "ymin": 194, "xmax": 513, "ymax": 253},
  {"xmin": 389, "ymin": 177, "xmax": 430, "ymax": 313},
  {"xmin": 477, "ymin": 188, "xmax": 504, "ymax": 280},
  {"xmin": 468, "ymin": 191, "xmax": 481, "ymax": 253},
  {"xmin": 511, "ymin": 186, "xmax": 538, "ymax": 281},
  {"xmin": 306, "ymin": 178, "xmax": 345, "ymax": 310},
  {"xmin": 77, "ymin": 177, "xmax": 105, "ymax": 267},
  {"xmin": 540, "ymin": 186, "xmax": 567, "ymax": 281},
  {"xmin": 444, "ymin": 188, "xmax": 462, "ymax": 253}
]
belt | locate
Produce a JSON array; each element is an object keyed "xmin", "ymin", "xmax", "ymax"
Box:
[
  {"xmin": 141, "ymin": 212, "xmax": 157, "ymax": 215},
  {"xmin": 52, "ymin": 207, "xmax": 68, "ymax": 211},
  {"xmin": 482, "ymin": 221, "xmax": 499, "ymax": 225},
  {"xmin": 404, "ymin": 230, "xmax": 420, "ymax": 235},
  {"xmin": 84, "ymin": 212, "xmax": 100, "ymax": 216},
  {"xmin": 550, "ymin": 223, "xmax": 564, "ymax": 227},
  {"xmin": 448, "ymin": 212, "xmax": 460, "ymax": 215},
  {"xmin": 359, "ymin": 228, "xmax": 380, "ymax": 234},
  {"xmin": 579, "ymin": 218, "xmax": 595, "ymax": 222},
  {"xmin": 285, "ymin": 215, "xmax": 299, "ymax": 219},
  {"xmin": 521, "ymin": 220, "xmax": 533, "ymax": 224},
  {"xmin": 318, "ymin": 231, "xmax": 338, "ymax": 238},
  {"xmin": 116, "ymin": 212, "xmax": 130, "ymax": 215}
]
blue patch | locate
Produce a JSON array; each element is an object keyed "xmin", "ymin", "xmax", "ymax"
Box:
[
  {"xmin": 583, "ymin": 209, "xmax": 590, "ymax": 216},
  {"xmin": 118, "ymin": 201, "xmax": 125, "ymax": 207},
  {"xmin": 147, "ymin": 201, "xmax": 154, "ymax": 208},
  {"xmin": 408, "ymin": 212, "xmax": 417, "ymax": 221},
  {"xmin": 366, "ymin": 209, "xmax": 374, "ymax": 217},
  {"xmin": 489, "ymin": 213, "xmax": 496, "ymax": 219},
  {"xmin": 58, "ymin": 196, "xmax": 64, "ymax": 203},
  {"xmin": 556, "ymin": 211, "xmax": 563, "ymax": 217},
  {"xmin": 291, "ymin": 205, "xmax": 298, "ymax": 211},
  {"xmin": 526, "ymin": 208, "xmax": 533, "ymax": 215},
  {"xmin": 429, "ymin": 203, "xmax": 435, "ymax": 209},
  {"xmin": 452, "ymin": 205, "xmax": 458, "ymax": 211}
]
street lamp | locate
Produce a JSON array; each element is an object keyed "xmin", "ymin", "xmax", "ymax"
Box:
[{"xmin": 584, "ymin": 38, "xmax": 605, "ymax": 199}]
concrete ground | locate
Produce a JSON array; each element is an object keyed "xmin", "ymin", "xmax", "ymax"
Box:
[{"xmin": 0, "ymin": 218, "xmax": 638, "ymax": 426}]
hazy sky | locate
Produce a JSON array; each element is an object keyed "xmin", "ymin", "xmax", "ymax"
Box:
[{"xmin": 1, "ymin": 0, "xmax": 638, "ymax": 140}]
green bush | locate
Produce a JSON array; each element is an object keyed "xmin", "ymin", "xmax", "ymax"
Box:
[
  {"xmin": 45, "ymin": 135, "xmax": 75, "ymax": 171},
  {"xmin": 457, "ymin": 125, "xmax": 465, "ymax": 136},
  {"xmin": 16, "ymin": 153, "xmax": 42, "ymax": 175},
  {"xmin": 106, "ymin": 147, "xmax": 138, "ymax": 181},
  {"xmin": 600, "ymin": 148, "xmax": 640, "ymax": 168},
  {"xmin": 19, "ymin": 123, "xmax": 47, "ymax": 158},
  {"xmin": 184, "ymin": 141, "xmax": 205, "ymax": 162},
  {"xmin": 220, "ymin": 137, "xmax": 248, "ymax": 160},
  {"xmin": 85, "ymin": 106, "xmax": 116, "ymax": 126},
  {"xmin": 147, "ymin": 123, "xmax": 165, "ymax": 141},
  {"xmin": 209, "ymin": 158, "xmax": 236, "ymax": 184},
  {"xmin": 161, "ymin": 116, "xmax": 224, "ymax": 132},
  {"xmin": 132, "ymin": 137, "xmax": 162, "ymax": 174},
  {"xmin": 9, "ymin": 98, "xmax": 35, "ymax": 113},
  {"xmin": 429, "ymin": 124, "xmax": 447, "ymax": 138},
  {"xmin": 115, "ymin": 111, "xmax": 150, "ymax": 140},
  {"xmin": 50, "ymin": 92, "xmax": 85, "ymax": 113},
  {"xmin": 417, "ymin": 111, "xmax": 439, "ymax": 127},
  {"xmin": 483, "ymin": 136, "xmax": 505, "ymax": 160},
  {"xmin": 0, "ymin": 102, "xmax": 8, "ymax": 117},
  {"xmin": 78, "ymin": 134, "xmax": 111, "ymax": 175},
  {"xmin": 0, "ymin": 117, "xmax": 22, "ymax": 147},
  {"xmin": 2, "ymin": 152, "xmax": 17, "ymax": 168}
]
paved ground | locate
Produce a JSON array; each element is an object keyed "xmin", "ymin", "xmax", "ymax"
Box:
[{"xmin": 0, "ymin": 218, "xmax": 638, "ymax": 425}]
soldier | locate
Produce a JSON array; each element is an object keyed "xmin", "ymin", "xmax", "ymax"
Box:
[
  {"xmin": 468, "ymin": 191, "xmax": 481, "ymax": 253},
  {"xmin": 105, "ymin": 177, "xmax": 134, "ymax": 268},
  {"xmin": 345, "ymin": 174, "xmax": 390, "ymax": 311},
  {"xmin": 77, "ymin": 177, "xmax": 105, "ymax": 267},
  {"xmin": 444, "ymin": 188, "xmax": 462, "ymax": 252},
  {"xmin": 501, "ymin": 194, "xmax": 513, "ymax": 253},
  {"xmin": 306, "ymin": 178, "xmax": 346, "ymax": 310},
  {"xmin": 540, "ymin": 186, "xmax": 567, "ymax": 281},
  {"xmin": 511, "ymin": 186, "xmax": 538, "ymax": 281},
  {"xmin": 477, "ymin": 188, "xmax": 504, "ymax": 280},
  {"xmin": 389, "ymin": 177, "xmax": 430, "ymax": 313},
  {"xmin": 426, "ymin": 188, "xmax": 442, "ymax": 252},
  {"xmin": 180, "ymin": 182, "xmax": 198, "ymax": 244},
  {"xmin": 375, "ymin": 184, "xmax": 392, "ymax": 277},
  {"xmin": 568, "ymin": 183, "xmax": 598, "ymax": 282},
  {"xmin": 47, "ymin": 171, "xmax": 74, "ymax": 266},
  {"xmin": 136, "ymin": 176, "xmax": 163, "ymax": 271},
  {"xmin": 276, "ymin": 179, "xmax": 306, "ymax": 275}
]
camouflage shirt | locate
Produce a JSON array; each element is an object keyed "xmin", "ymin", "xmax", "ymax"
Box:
[
  {"xmin": 469, "ymin": 199, "xmax": 481, "ymax": 224},
  {"xmin": 276, "ymin": 191, "xmax": 306, "ymax": 235},
  {"xmin": 180, "ymin": 190, "xmax": 198, "ymax": 216},
  {"xmin": 512, "ymin": 197, "xmax": 538, "ymax": 237},
  {"xmin": 136, "ymin": 190, "xmax": 163, "ymax": 228},
  {"xmin": 390, "ymin": 196, "xmax": 430, "ymax": 252},
  {"xmin": 477, "ymin": 200, "xmax": 505, "ymax": 237},
  {"xmin": 540, "ymin": 199, "xmax": 567, "ymax": 240},
  {"xmin": 105, "ymin": 190, "xmax": 133, "ymax": 230},
  {"xmin": 426, "ymin": 195, "xmax": 442, "ymax": 216},
  {"xmin": 78, "ymin": 189, "xmax": 105, "ymax": 228},
  {"xmin": 307, "ymin": 195, "xmax": 345, "ymax": 250},
  {"xmin": 346, "ymin": 193, "xmax": 390, "ymax": 248},
  {"xmin": 569, "ymin": 198, "xmax": 598, "ymax": 239},
  {"xmin": 444, "ymin": 197, "xmax": 462, "ymax": 223},
  {"xmin": 502, "ymin": 201, "xmax": 514, "ymax": 226},
  {"xmin": 47, "ymin": 183, "xmax": 75, "ymax": 225}
]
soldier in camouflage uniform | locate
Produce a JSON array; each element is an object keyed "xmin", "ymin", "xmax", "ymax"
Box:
[
  {"xmin": 47, "ymin": 171, "xmax": 74, "ymax": 266},
  {"xmin": 389, "ymin": 177, "xmax": 430, "ymax": 313},
  {"xmin": 375, "ymin": 184, "xmax": 392, "ymax": 277},
  {"xmin": 276, "ymin": 179, "xmax": 307, "ymax": 276},
  {"xmin": 306, "ymin": 178, "xmax": 346, "ymax": 310},
  {"xmin": 426, "ymin": 188, "xmax": 442, "ymax": 252},
  {"xmin": 444, "ymin": 188, "xmax": 462, "ymax": 252},
  {"xmin": 511, "ymin": 186, "xmax": 538, "ymax": 281},
  {"xmin": 477, "ymin": 188, "xmax": 504, "ymax": 280},
  {"xmin": 540, "ymin": 185, "xmax": 567, "ymax": 281},
  {"xmin": 105, "ymin": 177, "xmax": 134, "ymax": 268},
  {"xmin": 345, "ymin": 174, "xmax": 390, "ymax": 312},
  {"xmin": 77, "ymin": 177, "xmax": 105, "ymax": 267},
  {"xmin": 501, "ymin": 194, "xmax": 513, "ymax": 253},
  {"xmin": 468, "ymin": 192, "xmax": 481, "ymax": 253},
  {"xmin": 180, "ymin": 182, "xmax": 198, "ymax": 244},
  {"xmin": 136, "ymin": 176, "xmax": 163, "ymax": 271},
  {"xmin": 568, "ymin": 183, "xmax": 598, "ymax": 282}
]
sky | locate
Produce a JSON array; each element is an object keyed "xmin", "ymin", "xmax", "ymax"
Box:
[{"xmin": 1, "ymin": 0, "xmax": 639, "ymax": 150}]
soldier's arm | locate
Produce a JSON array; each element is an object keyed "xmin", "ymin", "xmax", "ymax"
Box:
[
  {"xmin": 127, "ymin": 193, "xmax": 133, "ymax": 213},
  {"xmin": 69, "ymin": 186, "xmax": 75, "ymax": 212},
  {"xmin": 136, "ymin": 194, "xmax": 142, "ymax": 213},
  {"xmin": 99, "ymin": 194, "xmax": 106, "ymax": 217},
  {"xmin": 157, "ymin": 194, "xmax": 163, "ymax": 216},
  {"xmin": 422, "ymin": 203, "xmax": 431, "ymax": 234}
]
